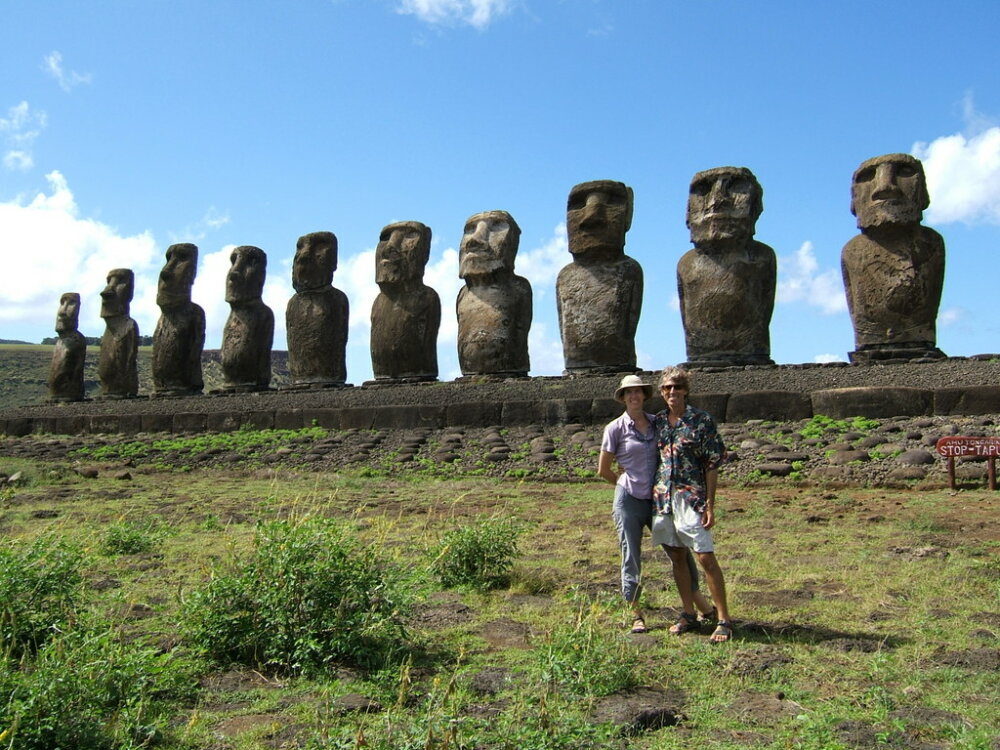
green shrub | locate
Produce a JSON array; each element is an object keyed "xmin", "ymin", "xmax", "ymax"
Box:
[
  {"xmin": 0, "ymin": 626, "xmax": 198, "ymax": 750},
  {"xmin": 430, "ymin": 516, "xmax": 521, "ymax": 590},
  {"xmin": 535, "ymin": 608, "xmax": 638, "ymax": 696},
  {"xmin": 182, "ymin": 517, "xmax": 409, "ymax": 673},
  {"xmin": 99, "ymin": 519, "xmax": 161, "ymax": 556},
  {"xmin": 0, "ymin": 536, "xmax": 84, "ymax": 660}
]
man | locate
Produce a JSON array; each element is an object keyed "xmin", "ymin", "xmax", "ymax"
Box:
[
  {"xmin": 556, "ymin": 179, "xmax": 642, "ymax": 374},
  {"xmin": 152, "ymin": 243, "xmax": 205, "ymax": 396},
  {"xmin": 456, "ymin": 210, "xmax": 531, "ymax": 377},
  {"xmin": 652, "ymin": 366, "xmax": 733, "ymax": 643},
  {"xmin": 286, "ymin": 231, "xmax": 349, "ymax": 387},
  {"xmin": 370, "ymin": 221, "xmax": 440, "ymax": 382},
  {"xmin": 841, "ymin": 153, "xmax": 945, "ymax": 362},
  {"xmin": 677, "ymin": 166, "xmax": 775, "ymax": 366},
  {"xmin": 97, "ymin": 268, "xmax": 139, "ymax": 398}
]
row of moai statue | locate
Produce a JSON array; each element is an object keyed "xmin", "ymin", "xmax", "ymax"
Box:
[{"xmin": 49, "ymin": 152, "xmax": 946, "ymax": 401}]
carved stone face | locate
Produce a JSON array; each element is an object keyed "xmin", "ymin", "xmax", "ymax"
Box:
[
  {"xmin": 225, "ymin": 246, "xmax": 267, "ymax": 304},
  {"xmin": 55, "ymin": 292, "xmax": 80, "ymax": 333},
  {"xmin": 851, "ymin": 153, "xmax": 929, "ymax": 230},
  {"xmin": 566, "ymin": 180, "xmax": 633, "ymax": 259},
  {"xmin": 376, "ymin": 221, "xmax": 430, "ymax": 285},
  {"xmin": 687, "ymin": 167, "xmax": 762, "ymax": 247},
  {"xmin": 157, "ymin": 243, "xmax": 198, "ymax": 307},
  {"xmin": 292, "ymin": 232, "xmax": 336, "ymax": 293},
  {"xmin": 100, "ymin": 268, "xmax": 134, "ymax": 318},
  {"xmin": 459, "ymin": 211, "xmax": 520, "ymax": 280}
]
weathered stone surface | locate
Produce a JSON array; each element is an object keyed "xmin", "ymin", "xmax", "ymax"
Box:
[
  {"xmin": 935, "ymin": 385, "xmax": 1000, "ymax": 415},
  {"xmin": 842, "ymin": 154, "xmax": 946, "ymax": 363},
  {"xmin": 456, "ymin": 211, "xmax": 531, "ymax": 377},
  {"xmin": 812, "ymin": 386, "xmax": 932, "ymax": 419},
  {"xmin": 97, "ymin": 269, "xmax": 139, "ymax": 399},
  {"xmin": 370, "ymin": 221, "xmax": 440, "ymax": 382},
  {"xmin": 678, "ymin": 167, "xmax": 775, "ymax": 367},
  {"xmin": 152, "ymin": 243, "xmax": 205, "ymax": 396},
  {"xmin": 48, "ymin": 292, "xmax": 86, "ymax": 402},
  {"xmin": 286, "ymin": 232, "xmax": 348, "ymax": 387},
  {"xmin": 727, "ymin": 391, "xmax": 812, "ymax": 422},
  {"xmin": 221, "ymin": 246, "xmax": 274, "ymax": 392},
  {"xmin": 557, "ymin": 180, "xmax": 641, "ymax": 374}
]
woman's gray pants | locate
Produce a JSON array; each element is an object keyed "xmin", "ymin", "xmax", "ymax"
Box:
[{"xmin": 612, "ymin": 485, "xmax": 699, "ymax": 605}]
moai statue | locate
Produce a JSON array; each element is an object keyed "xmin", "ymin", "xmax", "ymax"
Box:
[
  {"xmin": 97, "ymin": 268, "xmax": 139, "ymax": 398},
  {"xmin": 220, "ymin": 246, "xmax": 274, "ymax": 392},
  {"xmin": 556, "ymin": 180, "xmax": 642, "ymax": 374},
  {"xmin": 677, "ymin": 167, "xmax": 776, "ymax": 367},
  {"xmin": 48, "ymin": 292, "xmax": 87, "ymax": 402},
  {"xmin": 285, "ymin": 232, "xmax": 349, "ymax": 387},
  {"xmin": 841, "ymin": 153, "xmax": 946, "ymax": 362},
  {"xmin": 370, "ymin": 221, "xmax": 440, "ymax": 382},
  {"xmin": 456, "ymin": 210, "xmax": 532, "ymax": 378},
  {"xmin": 152, "ymin": 243, "xmax": 205, "ymax": 396}
]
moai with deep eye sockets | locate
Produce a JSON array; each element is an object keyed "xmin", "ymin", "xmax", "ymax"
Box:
[
  {"xmin": 220, "ymin": 246, "xmax": 274, "ymax": 392},
  {"xmin": 841, "ymin": 153, "xmax": 945, "ymax": 363},
  {"xmin": 370, "ymin": 221, "xmax": 440, "ymax": 383},
  {"xmin": 48, "ymin": 292, "xmax": 87, "ymax": 402},
  {"xmin": 152, "ymin": 243, "xmax": 205, "ymax": 396},
  {"xmin": 677, "ymin": 166, "xmax": 775, "ymax": 367},
  {"xmin": 97, "ymin": 268, "xmax": 139, "ymax": 398}
]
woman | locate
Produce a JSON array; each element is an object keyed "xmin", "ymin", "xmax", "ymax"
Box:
[
  {"xmin": 598, "ymin": 374, "xmax": 715, "ymax": 634},
  {"xmin": 652, "ymin": 366, "xmax": 734, "ymax": 643}
]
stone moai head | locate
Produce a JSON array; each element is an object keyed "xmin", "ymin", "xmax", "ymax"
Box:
[
  {"xmin": 226, "ymin": 246, "xmax": 267, "ymax": 304},
  {"xmin": 687, "ymin": 166, "xmax": 763, "ymax": 248},
  {"xmin": 55, "ymin": 292, "xmax": 81, "ymax": 333},
  {"xmin": 156, "ymin": 243, "xmax": 198, "ymax": 307},
  {"xmin": 851, "ymin": 153, "xmax": 929, "ymax": 230},
  {"xmin": 566, "ymin": 180, "xmax": 634, "ymax": 260},
  {"xmin": 292, "ymin": 232, "xmax": 337, "ymax": 293},
  {"xmin": 376, "ymin": 221, "xmax": 431, "ymax": 286},
  {"xmin": 459, "ymin": 210, "xmax": 521, "ymax": 280},
  {"xmin": 100, "ymin": 268, "xmax": 134, "ymax": 319}
]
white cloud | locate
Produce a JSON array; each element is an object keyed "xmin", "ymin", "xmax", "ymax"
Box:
[
  {"xmin": 776, "ymin": 241, "xmax": 846, "ymax": 315},
  {"xmin": 912, "ymin": 95, "xmax": 1000, "ymax": 225},
  {"xmin": 396, "ymin": 0, "xmax": 513, "ymax": 29},
  {"xmin": 515, "ymin": 222, "xmax": 568, "ymax": 302},
  {"xmin": 0, "ymin": 171, "xmax": 159, "ymax": 340},
  {"xmin": 939, "ymin": 307, "xmax": 964, "ymax": 327},
  {"xmin": 42, "ymin": 51, "xmax": 93, "ymax": 92},
  {"xmin": 0, "ymin": 101, "xmax": 46, "ymax": 172},
  {"xmin": 167, "ymin": 207, "xmax": 231, "ymax": 244},
  {"xmin": 814, "ymin": 353, "xmax": 846, "ymax": 364}
]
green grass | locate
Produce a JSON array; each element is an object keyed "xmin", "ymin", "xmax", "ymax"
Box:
[{"xmin": 0, "ymin": 451, "xmax": 996, "ymax": 749}]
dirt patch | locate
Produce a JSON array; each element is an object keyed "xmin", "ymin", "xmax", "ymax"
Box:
[{"xmin": 588, "ymin": 686, "xmax": 686, "ymax": 736}]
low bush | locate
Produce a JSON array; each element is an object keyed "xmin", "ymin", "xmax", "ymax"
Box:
[
  {"xmin": 182, "ymin": 516, "xmax": 410, "ymax": 674},
  {"xmin": 535, "ymin": 607, "xmax": 638, "ymax": 696},
  {"xmin": 99, "ymin": 518, "xmax": 162, "ymax": 556},
  {"xmin": 0, "ymin": 536, "xmax": 84, "ymax": 660},
  {"xmin": 430, "ymin": 515, "xmax": 521, "ymax": 591}
]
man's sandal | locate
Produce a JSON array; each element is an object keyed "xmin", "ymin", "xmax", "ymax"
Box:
[
  {"xmin": 669, "ymin": 611, "xmax": 699, "ymax": 635},
  {"xmin": 630, "ymin": 617, "xmax": 648, "ymax": 634},
  {"xmin": 710, "ymin": 620, "xmax": 734, "ymax": 643}
]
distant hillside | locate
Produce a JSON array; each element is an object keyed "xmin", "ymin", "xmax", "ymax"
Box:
[
  {"xmin": 0, "ymin": 339, "xmax": 34, "ymax": 345},
  {"xmin": 0, "ymin": 345, "xmax": 290, "ymax": 409}
]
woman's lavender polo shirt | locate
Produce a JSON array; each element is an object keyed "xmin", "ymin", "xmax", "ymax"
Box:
[{"xmin": 601, "ymin": 411, "xmax": 658, "ymax": 500}]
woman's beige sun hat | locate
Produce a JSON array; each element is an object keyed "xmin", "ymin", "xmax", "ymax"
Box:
[{"xmin": 614, "ymin": 374, "xmax": 654, "ymax": 402}]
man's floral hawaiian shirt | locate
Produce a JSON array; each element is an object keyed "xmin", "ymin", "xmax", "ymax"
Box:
[{"xmin": 652, "ymin": 405, "xmax": 725, "ymax": 515}]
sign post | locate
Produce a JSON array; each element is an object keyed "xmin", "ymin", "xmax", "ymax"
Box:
[{"xmin": 934, "ymin": 436, "xmax": 1000, "ymax": 490}]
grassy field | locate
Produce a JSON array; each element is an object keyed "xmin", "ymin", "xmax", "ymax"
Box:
[{"xmin": 0, "ymin": 430, "xmax": 998, "ymax": 749}]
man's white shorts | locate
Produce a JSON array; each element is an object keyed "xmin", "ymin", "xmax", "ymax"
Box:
[{"xmin": 650, "ymin": 497, "xmax": 714, "ymax": 553}]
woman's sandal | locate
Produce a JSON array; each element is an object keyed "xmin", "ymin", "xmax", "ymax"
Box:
[
  {"xmin": 710, "ymin": 620, "xmax": 734, "ymax": 643},
  {"xmin": 669, "ymin": 611, "xmax": 699, "ymax": 635},
  {"xmin": 630, "ymin": 617, "xmax": 648, "ymax": 634}
]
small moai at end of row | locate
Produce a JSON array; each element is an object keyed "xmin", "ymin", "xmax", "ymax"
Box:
[
  {"xmin": 152, "ymin": 243, "xmax": 205, "ymax": 397},
  {"xmin": 218, "ymin": 246, "xmax": 275, "ymax": 393},
  {"xmin": 842, "ymin": 153, "xmax": 946, "ymax": 363},
  {"xmin": 97, "ymin": 268, "xmax": 139, "ymax": 399},
  {"xmin": 368, "ymin": 221, "xmax": 441, "ymax": 384},
  {"xmin": 678, "ymin": 166, "xmax": 776, "ymax": 368},
  {"xmin": 557, "ymin": 179, "xmax": 642, "ymax": 375},
  {"xmin": 456, "ymin": 210, "xmax": 532, "ymax": 379},
  {"xmin": 48, "ymin": 292, "xmax": 87, "ymax": 402},
  {"xmin": 285, "ymin": 231, "xmax": 349, "ymax": 389}
]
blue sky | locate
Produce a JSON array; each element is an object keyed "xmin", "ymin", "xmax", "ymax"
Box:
[{"xmin": 2, "ymin": 0, "xmax": 999, "ymax": 383}]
